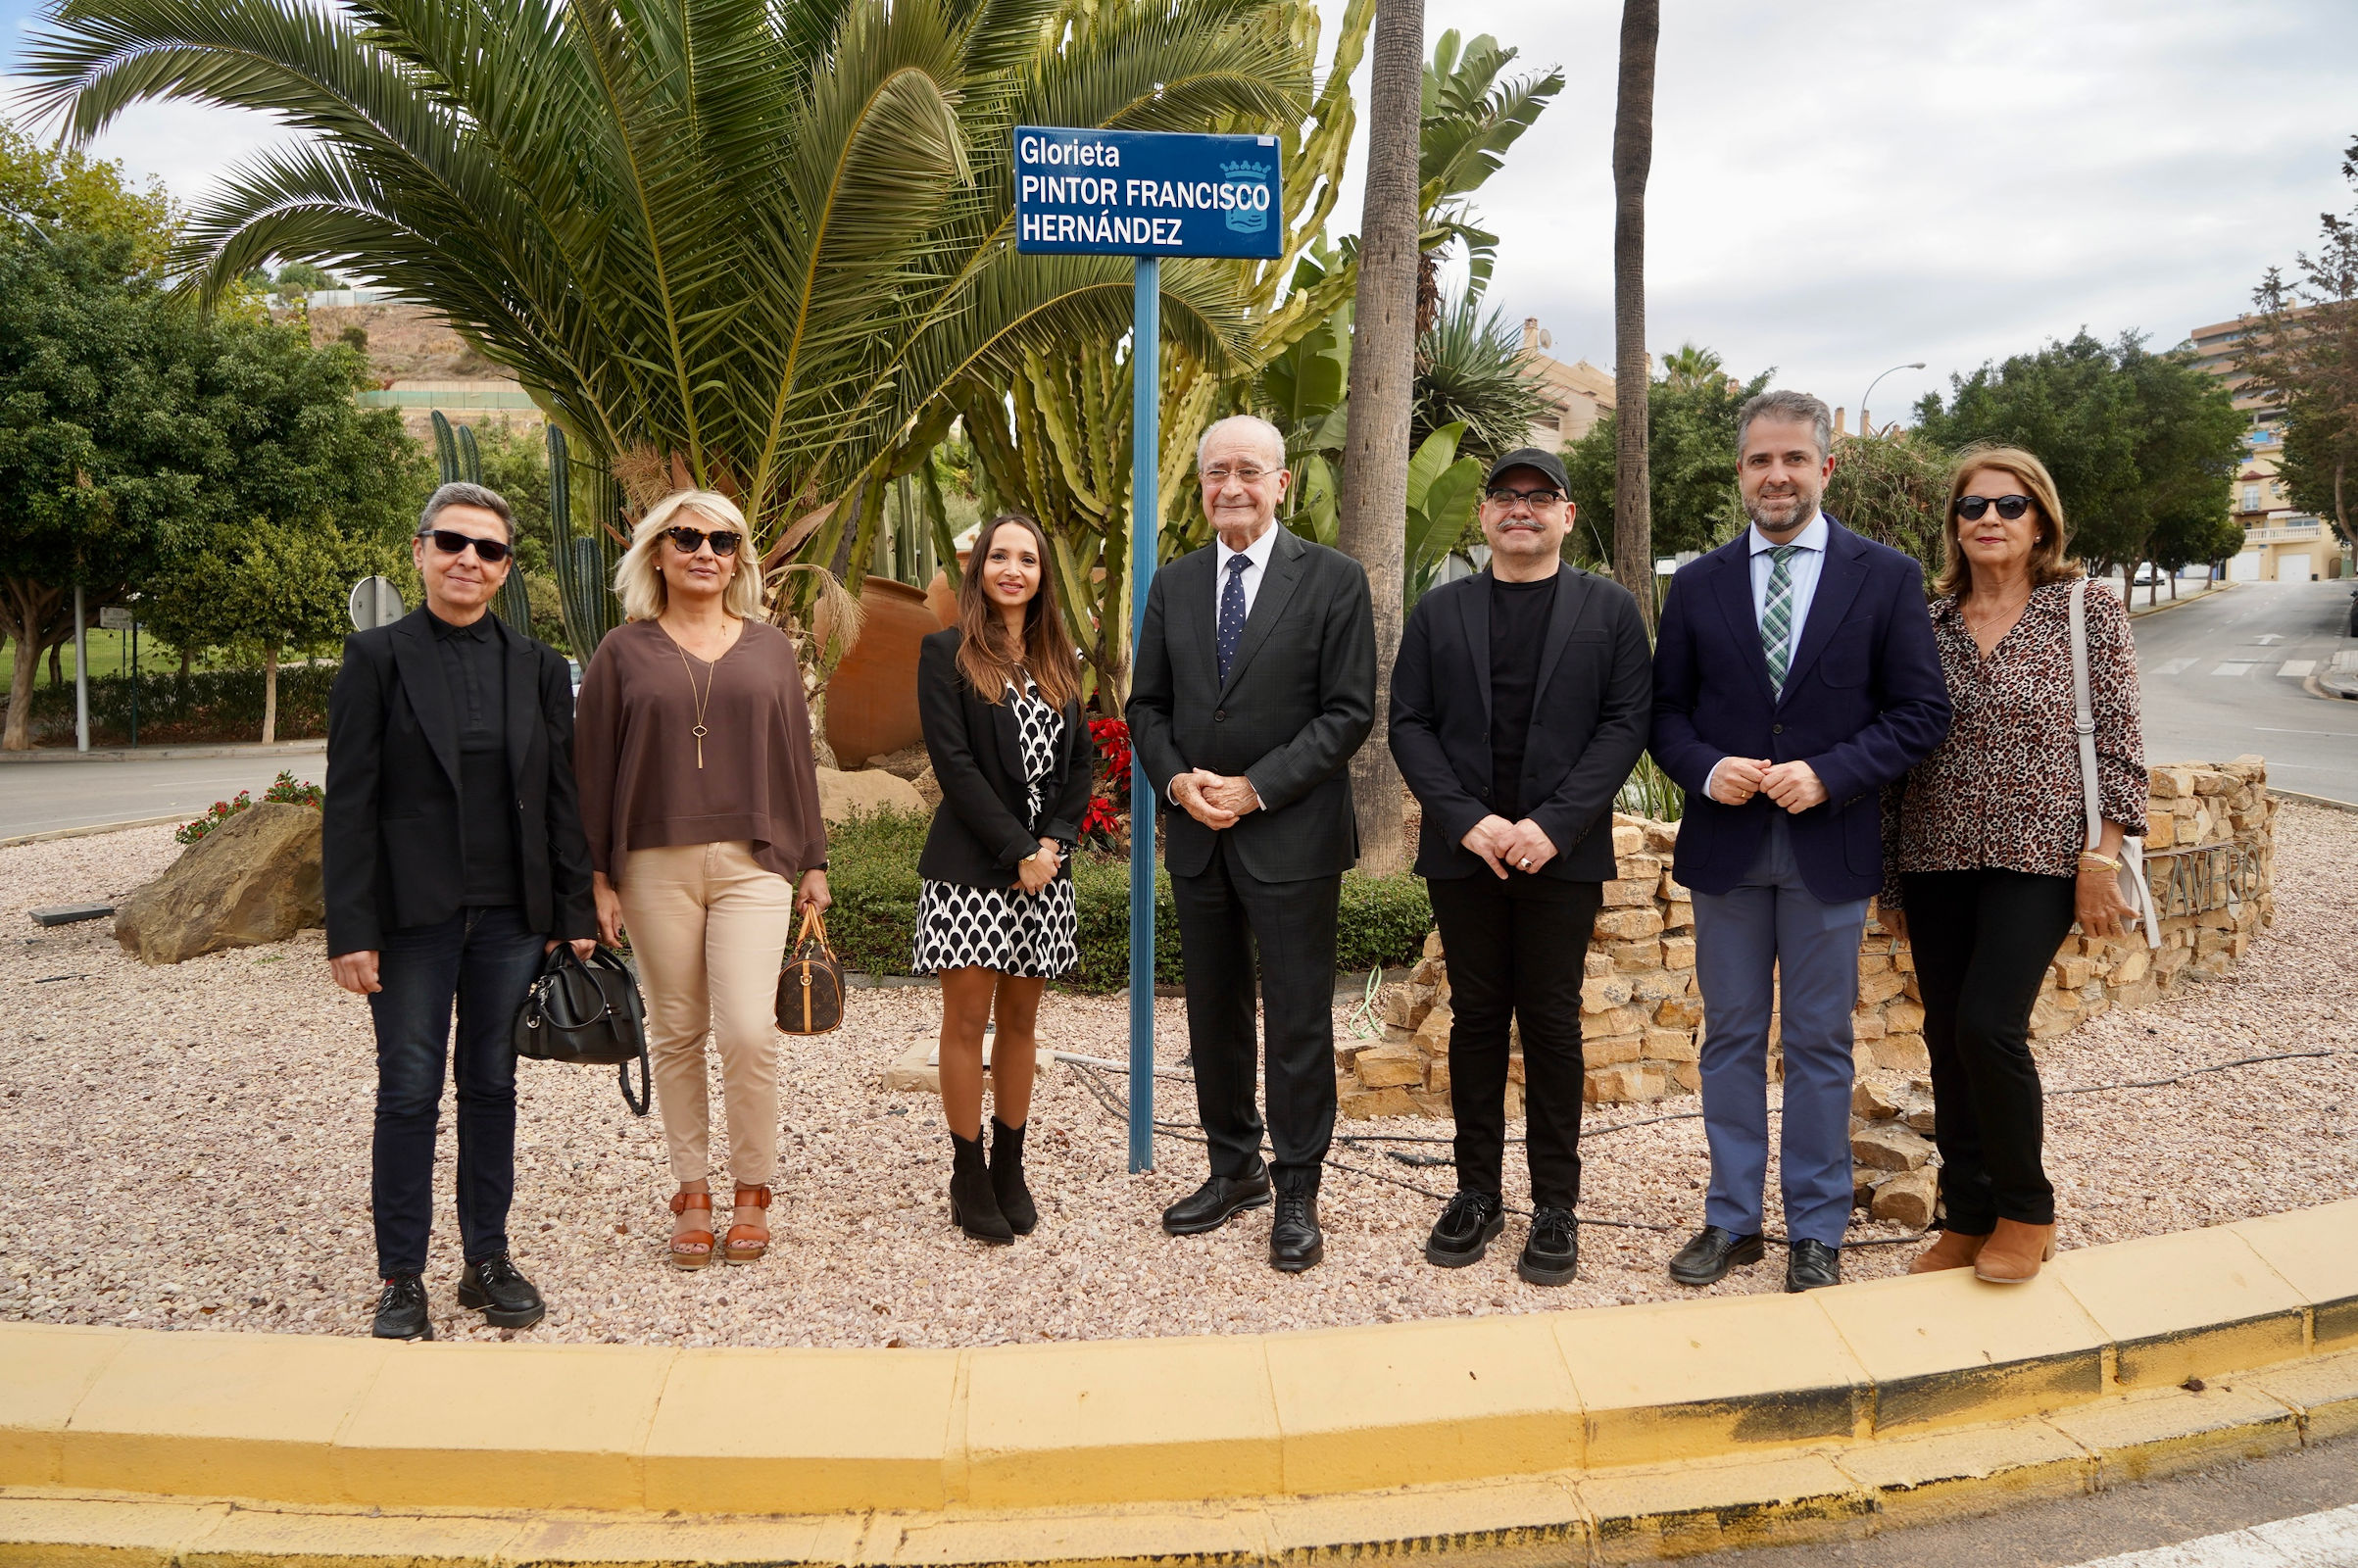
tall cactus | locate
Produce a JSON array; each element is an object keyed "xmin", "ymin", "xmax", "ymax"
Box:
[
  {"xmin": 547, "ymin": 424, "xmax": 624, "ymax": 660},
  {"xmin": 429, "ymin": 411, "xmax": 534, "ymax": 632}
]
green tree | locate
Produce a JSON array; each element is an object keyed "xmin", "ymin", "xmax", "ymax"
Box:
[
  {"xmin": 144, "ymin": 518, "xmax": 369, "ymax": 741},
  {"xmin": 1917, "ymin": 330, "xmax": 2242, "ymax": 589},
  {"xmin": 1823, "ymin": 429, "xmax": 1954, "ymax": 576},
  {"xmin": 0, "ymin": 119, "xmax": 174, "ymax": 270},
  {"xmin": 25, "ymin": 0, "xmax": 1300, "ymax": 566},
  {"xmin": 1562, "ymin": 344, "xmax": 1767, "ymax": 564},
  {"xmin": 2236, "ymin": 137, "xmax": 2358, "ymax": 550},
  {"xmin": 271, "ymin": 260, "xmax": 336, "ymax": 293}
]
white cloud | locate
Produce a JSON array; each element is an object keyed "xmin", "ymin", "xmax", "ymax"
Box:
[{"xmin": 2, "ymin": 72, "xmax": 284, "ymax": 212}]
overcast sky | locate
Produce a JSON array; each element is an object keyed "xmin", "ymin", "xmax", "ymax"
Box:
[{"xmin": 6, "ymin": 0, "xmax": 2353, "ymax": 426}]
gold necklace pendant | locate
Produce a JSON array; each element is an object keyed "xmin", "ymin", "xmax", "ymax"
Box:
[{"xmin": 676, "ymin": 643, "xmax": 716, "ymax": 768}]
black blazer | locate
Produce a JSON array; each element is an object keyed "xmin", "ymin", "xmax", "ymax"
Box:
[
  {"xmin": 1126, "ymin": 525, "xmax": 1377, "ymax": 882},
  {"xmin": 323, "ymin": 609, "xmax": 597, "ymax": 956},
  {"xmin": 1390, "ymin": 564, "xmax": 1653, "ymax": 883},
  {"xmin": 915, "ymin": 628, "xmax": 1094, "ymax": 887}
]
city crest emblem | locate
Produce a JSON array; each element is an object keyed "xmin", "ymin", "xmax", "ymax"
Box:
[{"xmin": 1220, "ymin": 159, "xmax": 1271, "ymax": 235}]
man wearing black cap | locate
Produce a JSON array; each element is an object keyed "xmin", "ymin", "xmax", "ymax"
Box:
[{"xmin": 1387, "ymin": 447, "xmax": 1652, "ymax": 1284}]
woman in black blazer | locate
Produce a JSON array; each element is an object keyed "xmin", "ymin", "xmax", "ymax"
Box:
[
  {"xmin": 913, "ymin": 513, "xmax": 1094, "ymax": 1243},
  {"xmin": 323, "ymin": 482, "xmax": 597, "ymax": 1342}
]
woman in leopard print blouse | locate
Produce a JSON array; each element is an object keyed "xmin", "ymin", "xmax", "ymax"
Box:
[{"xmin": 1880, "ymin": 445, "xmax": 2143, "ymax": 1287}]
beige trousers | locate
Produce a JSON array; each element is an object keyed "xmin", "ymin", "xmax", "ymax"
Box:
[{"xmin": 619, "ymin": 841, "xmax": 798, "ymax": 1185}]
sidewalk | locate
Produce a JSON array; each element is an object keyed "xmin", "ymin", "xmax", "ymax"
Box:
[
  {"xmin": 2120, "ymin": 580, "xmax": 2230, "ymax": 618},
  {"xmin": 0, "ymin": 739, "xmax": 325, "ymax": 764}
]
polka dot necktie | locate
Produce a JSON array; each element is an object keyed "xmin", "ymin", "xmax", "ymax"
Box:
[
  {"xmin": 1761, "ymin": 545, "xmax": 1800, "ymax": 696},
  {"xmin": 1216, "ymin": 553, "xmax": 1251, "ymax": 685}
]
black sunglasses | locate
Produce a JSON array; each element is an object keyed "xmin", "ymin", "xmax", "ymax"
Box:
[
  {"xmin": 418, "ymin": 528, "xmax": 513, "ymax": 563},
  {"xmin": 665, "ymin": 525, "xmax": 742, "ymax": 556},
  {"xmin": 1954, "ymin": 494, "xmax": 2034, "ymax": 521}
]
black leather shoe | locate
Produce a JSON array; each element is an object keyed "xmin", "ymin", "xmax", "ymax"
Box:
[
  {"xmin": 1785, "ymin": 1239, "xmax": 1842, "ymax": 1293},
  {"xmin": 370, "ymin": 1274, "xmax": 433, "ymax": 1341},
  {"xmin": 457, "ymin": 1255, "xmax": 546, "ymax": 1329},
  {"xmin": 1668, "ymin": 1225, "xmax": 1766, "ymax": 1286},
  {"xmin": 1161, "ymin": 1171, "xmax": 1273, "ymax": 1236},
  {"xmin": 1518, "ymin": 1205, "xmax": 1580, "ymax": 1287},
  {"xmin": 950, "ymin": 1131, "xmax": 1013, "ymax": 1244},
  {"xmin": 1425, "ymin": 1191, "xmax": 1505, "ymax": 1268},
  {"xmin": 1268, "ymin": 1188, "xmax": 1324, "ymax": 1272}
]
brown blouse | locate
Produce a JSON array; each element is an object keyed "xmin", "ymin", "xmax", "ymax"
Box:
[
  {"xmin": 1882, "ymin": 578, "xmax": 2146, "ymax": 907},
  {"xmin": 573, "ymin": 618, "xmax": 827, "ymax": 886}
]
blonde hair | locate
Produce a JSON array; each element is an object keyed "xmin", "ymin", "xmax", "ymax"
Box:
[
  {"xmin": 1937, "ymin": 445, "xmax": 2082, "ymax": 602},
  {"xmin": 614, "ymin": 490, "xmax": 765, "ymax": 620}
]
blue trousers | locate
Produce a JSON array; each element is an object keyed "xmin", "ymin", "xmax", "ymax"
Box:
[
  {"xmin": 368, "ymin": 905, "xmax": 545, "ymax": 1278},
  {"xmin": 1690, "ymin": 817, "xmax": 1868, "ymax": 1248}
]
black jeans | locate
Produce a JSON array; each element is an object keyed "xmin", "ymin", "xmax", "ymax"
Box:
[
  {"xmin": 1169, "ymin": 837, "xmax": 1342, "ymax": 1191},
  {"xmin": 368, "ymin": 905, "xmax": 545, "ymax": 1277},
  {"xmin": 1900, "ymin": 869, "xmax": 2079, "ymax": 1233},
  {"xmin": 1425, "ymin": 873, "xmax": 1604, "ymax": 1212}
]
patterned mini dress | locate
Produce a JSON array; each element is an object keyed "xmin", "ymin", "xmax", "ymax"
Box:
[{"xmin": 910, "ymin": 678, "xmax": 1081, "ymax": 979}]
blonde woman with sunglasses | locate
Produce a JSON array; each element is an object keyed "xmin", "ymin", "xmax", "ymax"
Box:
[{"xmin": 573, "ymin": 491, "xmax": 829, "ymax": 1270}]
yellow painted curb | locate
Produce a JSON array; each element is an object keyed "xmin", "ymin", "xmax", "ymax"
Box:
[{"xmin": 1, "ymin": 1201, "xmax": 2354, "ymax": 1563}]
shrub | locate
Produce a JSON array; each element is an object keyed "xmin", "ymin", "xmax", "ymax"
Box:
[
  {"xmin": 175, "ymin": 770, "xmax": 324, "ymax": 844},
  {"xmin": 26, "ymin": 664, "xmax": 339, "ymax": 747},
  {"xmin": 823, "ymin": 807, "xmax": 1433, "ymax": 992}
]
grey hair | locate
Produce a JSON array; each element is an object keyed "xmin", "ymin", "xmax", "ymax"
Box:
[
  {"xmin": 1197, "ymin": 414, "xmax": 1287, "ymax": 471},
  {"xmin": 1736, "ymin": 389, "xmax": 1835, "ymax": 462},
  {"xmin": 418, "ymin": 481, "xmax": 515, "ymax": 543}
]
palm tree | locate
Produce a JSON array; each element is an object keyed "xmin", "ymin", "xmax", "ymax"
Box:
[
  {"xmin": 1611, "ymin": 0, "xmax": 1659, "ymax": 626},
  {"xmin": 21, "ymin": 0, "xmax": 1303, "ymax": 564},
  {"xmin": 1334, "ymin": 0, "xmax": 1422, "ymax": 875}
]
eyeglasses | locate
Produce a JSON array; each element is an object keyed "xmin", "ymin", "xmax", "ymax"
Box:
[
  {"xmin": 418, "ymin": 528, "xmax": 513, "ymax": 564},
  {"xmin": 1485, "ymin": 486, "xmax": 1565, "ymax": 507},
  {"xmin": 1202, "ymin": 465, "xmax": 1273, "ymax": 486},
  {"xmin": 665, "ymin": 525, "xmax": 742, "ymax": 556},
  {"xmin": 1954, "ymin": 494, "xmax": 2034, "ymax": 521}
]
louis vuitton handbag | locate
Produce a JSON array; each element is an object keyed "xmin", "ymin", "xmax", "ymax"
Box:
[{"xmin": 776, "ymin": 906, "xmax": 847, "ymax": 1035}]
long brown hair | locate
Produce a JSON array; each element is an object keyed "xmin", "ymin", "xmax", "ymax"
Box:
[
  {"xmin": 954, "ymin": 514, "xmax": 1082, "ymax": 709},
  {"xmin": 1938, "ymin": 444, "xmax": 2084, "ymax": 601}
]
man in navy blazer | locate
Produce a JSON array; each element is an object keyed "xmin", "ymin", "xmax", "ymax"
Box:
[{"xmin": 1649, "ymin": 390, "xmax": 1950, "ymax": 1293}]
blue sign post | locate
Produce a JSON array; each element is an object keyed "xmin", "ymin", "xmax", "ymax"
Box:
[{"xmin": 1014, "ymin": 126, "xmax": 1281, "ymax": 1173}]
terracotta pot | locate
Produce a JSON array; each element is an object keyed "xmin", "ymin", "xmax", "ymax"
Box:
[
  {"xmin": 923, "ymin": 567, "xmax": 959, "ymax": 629},
  {"xmin": 823, "ymin": 577, "xmax": 942, "ymax": 768}
]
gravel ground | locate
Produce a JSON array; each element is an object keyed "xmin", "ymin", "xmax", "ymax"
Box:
[{"xmin": 4, "ymin": 805, "xmax": 2354, "ymax": 1348}]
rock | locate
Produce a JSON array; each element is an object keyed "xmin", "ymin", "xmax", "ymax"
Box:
[
  {"xmin": 1873, "ymin": 1033, "xmax": 1931, "ymax": 1074},
  {"xmin": 1871, "ymin": 1168, "xmax": 1938, "ymax": 1229},
  {"xmin": 861, "ymin": 742, "xmax": 933, "ymax": 781},
  {"xmin": 1411, "ymin": 1004, "xmax": 1453, "ymax": 1058},
  {"xmin": 114, "ymin": 804, "xmax": 323, "ymax": 965},
  {"xmin": 1851, "ymin": 1121, "xmax": 1935, "ymax": 1171},
  {"xmin": 1586, "ymin": 1034, "xmax": 1644, "ymax": 1066},
  {"xmin": 1644, "ymin": 1027, "xmax": 1699, "ymax": 1062},
  {"xmin": 1852, "ymin": 1078, "xmax": 1906, "ymax": 1120},
  {"xmin": 1352, "ymin": 1040, "xmax": 1425, "ymax": 1089},
  {"xmin": 1585, "ymin": 1063, "xmax": 1668, "ymax": 1103},
  {"xmin": 1659, "ymin": 936, "xmax": 1697, "ymax": 969},
  {"xmin": 1902, "ymin": 1102, "xmax": 1938, "ymax": 1135},
  {"xmin": 1581, "ymin": 973, "xmax": 1635, "ymax": 1013},
  {"xmin": 1593, "ymin": 906, "xmax": 1665, "ymax": 942},
  {"xmin": 1340, "ymin": 1085, "xmax": 1418, "ymax": 1119},
  {"xmin": 910, "ymin": 765, "xmax": 942, "ymax": 810},
  {"xmin": 815, "ymin": 764, "xmax": 925, "ymax": 822}
]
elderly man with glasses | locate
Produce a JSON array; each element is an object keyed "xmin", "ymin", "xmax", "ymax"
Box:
[
  {"xmin": 324, "ymin": 482, "xmax": 597, "ymax": 1340},
  {"xmin": 1388, "ymin": 447, "xmax": 1652, "ymax": 1284},
  {"xmin": 1127, "ymin": 415, "xmax": 1377, "ymax": 1272}
]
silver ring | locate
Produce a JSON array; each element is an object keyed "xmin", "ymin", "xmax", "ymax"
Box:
[{"xmin": 1520, "ymin": 857, "xmax": 1532, "ymax": 867}]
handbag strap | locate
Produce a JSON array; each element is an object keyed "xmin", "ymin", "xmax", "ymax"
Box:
[
  {"xmin": 795, "ymin": 903, "xmax": 836, "ymax": 958},
  {"xmin": 618, "ymin": 1050, "xmax": 650, "ymax": 1116},
  {"xmin": 2067, "ymin": 576, "xmax": 2104, "ymax": 853}
]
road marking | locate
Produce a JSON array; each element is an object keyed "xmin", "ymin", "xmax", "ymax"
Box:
[
  {"xmin": 2278, "ymin": 661, "xmax": 2317, "ymax": 677},
  {"xmin": 2158, "ymin": 658, "xmax": 2198, "ymax": 675},
  {"xmin": 2254, "ymin": 727, "xmax": 2351, "ymax": 736},
  {"xmin": 2212, "ymin": 662, "xmax": 2260, "ymax": 676},
  {"xmin": 2251, "ymin": 634, "xmax": 2284, "ymax": 644},
  {"xmin": 2065, "ymin": 1499, "xmax": 2358, "ymax": 1565}
]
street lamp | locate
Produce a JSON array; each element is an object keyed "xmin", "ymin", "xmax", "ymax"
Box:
[{"xmin": 1858, "ymin": 362, "xmax": 1927, "ymax": 435}]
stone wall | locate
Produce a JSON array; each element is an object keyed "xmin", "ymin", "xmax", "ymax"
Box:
[{"xmin": 1337, "ymin": 758, "xmax": 2278, "ymax": 1121}]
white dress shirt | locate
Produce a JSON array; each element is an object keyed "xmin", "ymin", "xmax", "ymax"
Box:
[
  {"xmin": 1214, "ymin": 521, "xmax": 1281, "ymax": 620},
  {"xmin": 1705, "ymin": 511, "xmax": 1831, "ymax": 801}
]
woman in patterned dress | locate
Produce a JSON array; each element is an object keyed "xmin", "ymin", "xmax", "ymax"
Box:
[
  {"xmin": 1880, "ymin": 447, "xmax": 2143, "ymax": 1286},
  {"xmin": 912, "ymin": 514, "xmax": 1094, "ymax": 1243}
]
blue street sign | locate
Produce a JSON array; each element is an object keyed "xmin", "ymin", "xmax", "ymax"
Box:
[{"xmin": 1013, "ymin": 126, "xmax": 1284, "ymax": 260}]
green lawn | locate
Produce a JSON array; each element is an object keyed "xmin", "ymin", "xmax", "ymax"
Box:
[{"xmin": 0, "ymin": 627, "xmax": 186, "ymax": 689}]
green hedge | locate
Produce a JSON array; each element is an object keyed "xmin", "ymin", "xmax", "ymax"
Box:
[
  {"xmin": 824, "ymin": 808, "xmax": 1432, "ymax": 991},
  {"xmin": 23, "ymin": 664, "xmax": 338, "ymax": 747}
]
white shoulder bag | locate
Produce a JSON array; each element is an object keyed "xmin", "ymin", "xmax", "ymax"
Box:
[{"xmin": 2067, "ymin": 576, "xmax": 2162, "ymax": 948}]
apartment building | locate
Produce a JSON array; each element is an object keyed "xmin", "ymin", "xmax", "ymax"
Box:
[{"xmin": 2188, "ymin": 314, "xmax": 2344, "ymax": 582}]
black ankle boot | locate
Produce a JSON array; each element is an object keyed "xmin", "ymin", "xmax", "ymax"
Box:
[
  {"xmin": 990, "ymin": 1118, "xmax": 1038, "ymax": 1236},
  {"xmin": 949, "ymin": 1131, "xmax": 1013, "ymax": 1244}
]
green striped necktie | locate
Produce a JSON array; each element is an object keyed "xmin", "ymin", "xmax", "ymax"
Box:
[{"xmin": 1762, "ymin": 545, "xmax": 1800, "ymax": 694}]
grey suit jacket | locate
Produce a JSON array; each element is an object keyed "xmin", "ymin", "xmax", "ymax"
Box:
[{"xmin": 1125, "ymin": 525, "xmax": 1377, "ymax": 881}]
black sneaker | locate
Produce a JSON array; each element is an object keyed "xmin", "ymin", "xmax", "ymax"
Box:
[
  {"xmin": 370, "ymin": 1274, "xmax": 433, "ymax": 1341},
  {"xmin": 1518, "ymin": 1206, "xmax": 1580, "ymax": 1286},
  {"xmin": 1424, "ymin": 1191, "xmax": 1505, "ymax": 1268},
  {"xmin": 457, "ymin": 1255, "xmax": 547, "ymax": 1329}
]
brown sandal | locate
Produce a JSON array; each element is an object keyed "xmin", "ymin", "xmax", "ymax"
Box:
[
  {"xmin": 725, "ymin": 1185, "xmax": 772, "ymax": 1264},
  {"xmin": 667, "ymin": 1190, "xmax": 715, "ymax": 1271}
]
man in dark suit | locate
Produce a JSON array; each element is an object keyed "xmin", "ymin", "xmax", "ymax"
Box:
[
  {"xmin": 324, "ymin": 483, "xmax": 597, "ymax": 1339},
  {"xmin": 1127, "ymin": 414, "xmax": 1377, "ymax": 1272},
  {"xmin": 1650, "ymin": 391, "xmax": 1951, "ymax": 1293},
  {"xmin": 1390, "ymin": 447, "xmax": 1651, "ymax": 1285}
]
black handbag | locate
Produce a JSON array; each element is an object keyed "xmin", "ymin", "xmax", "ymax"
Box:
[{"xmin": 512, "ymin": 944, "xmax": 652, "ymax": 1114}]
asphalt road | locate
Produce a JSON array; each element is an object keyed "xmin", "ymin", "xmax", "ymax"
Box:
[
  {"xmin": 0, "ymin": 752, "xmax": 326, "ymax": 841},
  {"xmin": 2133, "ymin": 580, "xmax": 2358, "ymax": 803}
]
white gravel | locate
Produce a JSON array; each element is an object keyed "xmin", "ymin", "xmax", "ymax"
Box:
[{"xmin": 4, "ymin": 805, "xmax": 2353, "ymax": 1348}]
